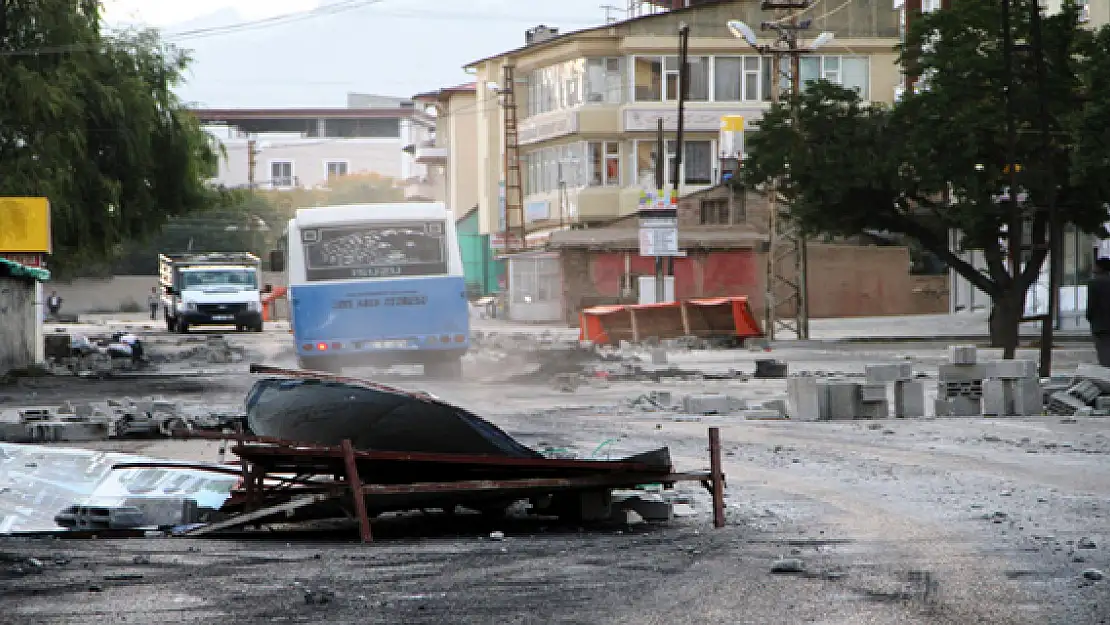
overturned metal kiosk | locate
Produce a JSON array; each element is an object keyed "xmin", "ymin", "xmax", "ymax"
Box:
[{"xmin": 128, "ymin": 364, "xmax": 728, "ymax": 542}]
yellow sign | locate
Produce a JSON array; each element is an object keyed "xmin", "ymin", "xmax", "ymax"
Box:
[
  {"xmin": 720, "ymin": 115, "xmax": 745, "ymax": 132},
  {"xmin": 0, "ymin": 197, "xmax": 51, "ymax": 253}
]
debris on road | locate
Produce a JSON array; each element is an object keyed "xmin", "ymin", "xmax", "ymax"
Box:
[
  {"xmin": 770, "ymin": 557, "xmax": 805, "ymax": 574},
  {"xmin": 0, "ymin": 398, "xmax": 245, "ymax": 443}
]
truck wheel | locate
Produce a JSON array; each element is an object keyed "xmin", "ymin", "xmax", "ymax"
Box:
[
  {"xmin": 252, "ymin": 322, "xmax": 264, "ymax": 333},
  {"xmin": 177, "ymin": 321, "xmax": 189, "ymax": 334}
]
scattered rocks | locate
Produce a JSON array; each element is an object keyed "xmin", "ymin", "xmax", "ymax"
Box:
[
  {"xmin": 1082, "ymin": 568, "xmax": 1104, "ymax": 581},
  {"xmin": 1077, "ymin": 537, "xmax": 1097, "ymax": 550},
  {"xmin": 771, "ymin": 558, "xmax": 805, "ymax": 574}
]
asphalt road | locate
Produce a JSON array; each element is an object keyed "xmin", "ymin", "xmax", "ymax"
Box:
[{"xmin": 0, "ymin": 322, "xmax": 1107, "ymax": 623}]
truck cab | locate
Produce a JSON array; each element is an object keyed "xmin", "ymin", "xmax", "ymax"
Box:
[{"xmin": 159, "ymin": 252, "xmax": 265, "ymax": 333}]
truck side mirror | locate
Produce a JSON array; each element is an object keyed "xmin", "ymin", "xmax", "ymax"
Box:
[
  {"xmin": 269, "ymin": 250, "xmax": 285, "ymax": 272},
  {"xmin": 263, "ymin": 284, "xmax": 274, "ymax": 294},
  {"xmin": 163, "ymin": 285, "xmax": 175, "ymax": 295}
]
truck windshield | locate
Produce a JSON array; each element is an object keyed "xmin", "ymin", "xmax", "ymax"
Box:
[{"xmin": 180, "ymin": 269, "xmax": 258, "ymax": 290}]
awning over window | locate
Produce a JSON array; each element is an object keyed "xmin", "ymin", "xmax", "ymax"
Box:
[{"xmin": 0, "ymin": 257, "xmax": 50, "ymax": 282}]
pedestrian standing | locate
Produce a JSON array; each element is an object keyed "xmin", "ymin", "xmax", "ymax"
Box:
[
  {"xmin": 147, "ymin": 287, "xmax": 160, "ymax": 320},
  {"xmin": 1086, "ymin": 257, "xmax": 1110, "ymax": 366}
]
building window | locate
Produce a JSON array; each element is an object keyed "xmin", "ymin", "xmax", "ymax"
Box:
[
  {"xmin": 634, "ymin": 140, "xmax": 715, "ymax": 187},
  {"xmin": 585, "ymin": 57, "xmax": 623, "ymax": 104},
  {"xmin": 587, "ymin": 142, "xmax": 620, "ymax": 186},
  {"xmin": 921, "ymin": 0, "xmax": 941, "ymax": 12},
  {"xmin": 325, "ymin": 161, "xmax": 348, "ymax": 181},
  {"xmin": 799, "ymin": 56, "xmax": 870, "ymax": 99},
  {"xmin": 270, "ymin": 161, "xmax": 294, "ymax": 188},
  {"xmin": 700, "ymin": 199, "xmax": 731, "ymax": 225},
  {"xmin": 714, "ymin": 56, "xmax": 764, "ymax": 102},
  {"xmin": 633, "ymin": 56, "xmax": 663, "ymax": 101},
  {"xmin": 634, "ymin": 55, "xmax": 710, "ymax": 102}
]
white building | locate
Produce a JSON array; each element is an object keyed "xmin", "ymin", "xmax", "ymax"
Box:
[{"xmin": 195, "ymin": 94, "xmax": 434, "ymax": 190}]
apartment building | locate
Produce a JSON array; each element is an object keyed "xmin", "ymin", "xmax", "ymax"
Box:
[
  {"xmin": 194, "ymin": 94, "xmax": 434, "ymax": 190},
  {"xmin": 462, "ymin": 0, "xmax": 902, "ymax": 238},
  {"xmin": 411, "ymin": 83, "xmax": 481, "ymax": 212}
]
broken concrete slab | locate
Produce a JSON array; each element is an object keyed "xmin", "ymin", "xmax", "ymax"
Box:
[
  {"xmin": 864, "ymin": 363, "xmax": 913, "ymax": 384},
  {"xmin": 682, "ymin": 394, "xmax": 731, "ymax": 416}
]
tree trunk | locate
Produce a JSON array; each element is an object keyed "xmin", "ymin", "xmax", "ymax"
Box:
[{"xmin": 989, "ymin": 288, "xmax": 1024, "ymax": 359}]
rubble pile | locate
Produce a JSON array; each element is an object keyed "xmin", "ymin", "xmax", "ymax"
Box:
[
  {"xmin": 1045, "ymin": 363, "xmax": 1110, "ymax": 417},
  {"xmin": 0, "ymin": 397, "xmax": 245, "ymax": 443},
  {"xmin": 935, "ymin": 346, "xmax": 1042, "ymax": 417},
  {"xmin": 150, "ymin": 335, "xmax": 247, "ymax": 365}
]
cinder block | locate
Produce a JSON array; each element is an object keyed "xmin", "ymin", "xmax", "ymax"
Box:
[
  {"xmin": 1094, "ymin": 396, "xmax": 1110, "ymax": 412},
  {"xmin": 682, "ymin": 393, "xmax": 731, "ymax": 415},
  {"xmin": 859, "ymin": 383, "xmax": 888, "ymax": 403},
  {"xmin": 1068, "ymin": 380, "xmax": 1101, "ymax": 404},
  {"xmin": 894, "ymin": 380, "xmax": 925, "ymax": 418},
  {"xmin": 1075, "ymin": 363, "xmax": 1110, "ymax": 393},
  {"xmin": 787, "ymin": 376, "xmax": 821, "ymax": 421},
  {"xmin": 762, "ymin": 399, "xmax": 787, "ymax": 416},
  {"xmin": 982, "ymin": 379, "xmax": 1012, "ymax": 416},
  {"xmin": 864, "ymin": 363, "xmax": 913, "ymax": 384},
  {"xmin": 1012, "ymin": 378, "xmax": 1044, "ymax": 415},
  {"xmin": 934, "ymin": 397, "xmax": 953, "ymax": 417},
  {"xmin": 1047, "ymin": 391, "xmax": 1087, "ymax": 416},
  {"xmin": 858, "ymin": 399, "xmax": 889, "ymax": 419},
  {"xmin": 650, "ymin": 348, "xmax": 668, "ymax": 365},
  {"xmin": 825, "ymin": 381, "xmax": 861, "ymax": 420},
  {"xmin": 939, "ymin": 363, "xmax": 989, "ymax": 383},
  {"xmin": 985, "ymin": 359, "xmax": 1037, "ymax": 380},
  {"xmin": 618, "ymin": 497, "xmax": 674, "ymax": 521},
  {"xmin": 950, "ymin": 345, "xmax": 978, "ymax": 365},
  {"xmin": 948, "ymin": 395, "xmax": 982, "ymax": 417}
]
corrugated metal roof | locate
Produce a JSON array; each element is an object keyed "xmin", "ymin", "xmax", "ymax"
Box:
[
  {"xmin": 0, "ymin": 257, "xmax": 49, "ymax": 282},
  {"xmin": 549, "ymin": 227, "xmax": 766, "ymax": 250}
]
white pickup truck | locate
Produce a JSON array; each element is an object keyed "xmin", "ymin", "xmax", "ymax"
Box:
[{"xmin": 159, "ymin": 252, "xmax": 266, "ymax": 333}]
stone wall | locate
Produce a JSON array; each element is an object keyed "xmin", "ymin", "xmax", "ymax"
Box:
[{"xmin": 49, "ymin": 273, "xmax": 288, "ymax": 314}]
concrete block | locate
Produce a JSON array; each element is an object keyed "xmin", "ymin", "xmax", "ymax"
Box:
[
  {"xmin": 1094, "ymin": 395, "xmax": 1110, "ymax": 412},
  {"xmin": 938, "ymin": 363, "xmax": 989, "ymax": 383},
  {"xmin": 1012, "ymin": 378, "xmax": 1044, "ymax": 415},
  {"xmin": 761, "ymin": 398, "xmax": 787, "ymax": 416},
  {"xmin": 682, "ymin": 393, "xmax": 731, "ymax": 415},
  {"xmin": 54, "ymin": 497, "xmax": 201, "ymax": 530},
  {"xmin": 650, "ymin": 348, "xmax": 668, "ymax": 365},
  {"xmin": 787, "ymin": 376, "xmax": 821, "ymax": 421},
  {"xmin": 1047, "ymin": 391, "xmax": 1087, "ymax": 416},
  {"xmin": 618, "ymin": 497, "xmax": 674, "ymax": 521},
  {"xmin": 859, "ymin": 383, "xmax": 888, "ymax": 403},
  {"xmin": 894, "ymin": 380, "xmax": 926, "ymax": 418},
  {"xmin": 947, "ymin": 395, "xmax": 982, "ymax": 417},
  {"xmin": 985, "ymin": 359, "xmax": 1036, "ymax": 380},
  {"xmin": 949, "ymin": 345, "xmax": 978, "ymax": 365},
  {"xmin": 825, "ymin": 381, "xmax": 861, "ymax": 420},
  {"xmin": 742, "ymin": 409, "xmax": 788, "ymax": 419},
  {"xmin": 858, "ymin": 399, "xmax": 889, "ymax": 419},
  {"xmin": 1068, "ymin": 379, "xmax": 1101, "ymax": 404},
  {"xmin": 934, "ymin": 398, "xmax": 953, "ymax": 417},
  {"xmin": 982, "ymin": 379, "xmax": 1012, "ymax": 416},
  {"xmin": 864, "ymin": 363, "xmax": 913, "ymax": 384},
  {"xmin": 1075, "ymin": 363, "xmax": 1110, "ymax": 394}
]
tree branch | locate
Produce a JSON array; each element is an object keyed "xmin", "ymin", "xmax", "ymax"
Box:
[{"xmin": 885, "ymin": 209, "xmax": 998, "ymax": 296}]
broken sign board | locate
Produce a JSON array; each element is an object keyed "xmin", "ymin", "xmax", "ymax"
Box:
[{"xmin": 0, "ymin": 443, "xmax": 237, "ymax": 534}]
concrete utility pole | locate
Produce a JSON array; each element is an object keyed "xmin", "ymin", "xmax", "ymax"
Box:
[{"xmin": 729, "ymin": 2, "xmax": 832, "ymax": 340}]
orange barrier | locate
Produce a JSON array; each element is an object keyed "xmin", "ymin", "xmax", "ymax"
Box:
[
  {"xmin": 579, "ymin": 296, "xmax": 763, "ymax": 346},
  {"xmin": 262, "ymin": 286, "xmax": 288, "ymax": 322}
]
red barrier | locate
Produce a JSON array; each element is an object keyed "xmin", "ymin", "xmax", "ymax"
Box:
[
  {"xmin": 262, "ymin": 286, "xmax": 288, "ymax": 322},
  {"xmin": 579, "ymin": 296, "xmax": 763, "ymax": 346}
]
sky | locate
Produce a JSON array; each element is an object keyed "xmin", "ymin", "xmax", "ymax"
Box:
[{"xmin": 98, "ymin": 0, "xmax": 618, "ymax": 108}]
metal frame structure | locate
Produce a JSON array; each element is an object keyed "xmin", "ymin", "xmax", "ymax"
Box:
[{"xmin": 149, "ymin": 427, "xmax": 726, "ymax": 543}]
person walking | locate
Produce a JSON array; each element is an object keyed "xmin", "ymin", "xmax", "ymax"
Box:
[
  {"xmin": 46, "ymin": 291, "xmax": 63, "ymax": 318},
  {"xmin": 1086, "ymin": 257, "xmax": 1110, "ymax": 366},
  {"xmin": 147, "ymin": 287, "xmax": 161, "ymax": 321}
]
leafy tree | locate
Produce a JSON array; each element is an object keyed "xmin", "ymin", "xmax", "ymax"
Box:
[
  {"xmin": 741, "ymin": 0, "xmax": 1110, "ymax": 355},
  {"xmin": 0, "ymin": 1, "xmax": 220, "ymax": 277},
  {"xmin": 110, "ymin": 173, "xmax": 406, "ymax": 274}
]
